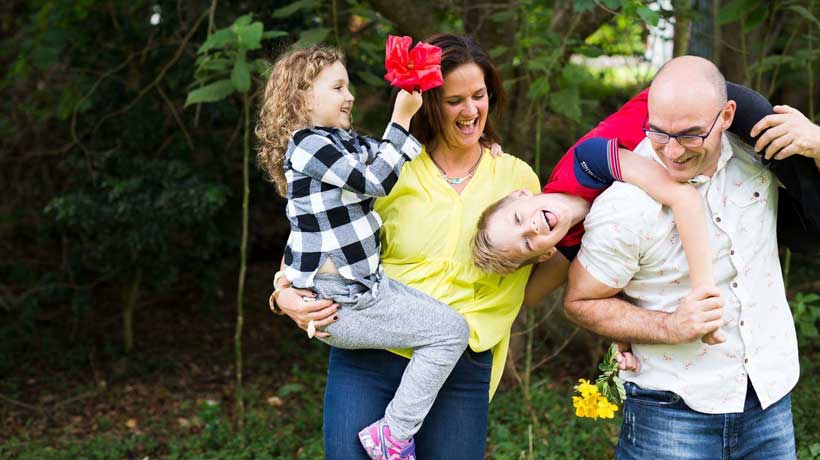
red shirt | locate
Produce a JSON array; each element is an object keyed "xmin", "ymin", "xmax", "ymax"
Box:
[{"xmin": 543, "ymin": 88, "xmax": 649, "ymax": 250}]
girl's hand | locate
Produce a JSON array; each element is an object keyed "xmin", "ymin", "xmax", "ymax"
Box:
[
  {"xmin": 391, "ymin": 90, "xmax": 423, "ymax": 130},
  {"xmin": 276, "ymin": 286, "xmax": 338, "ymax": 338},
  {"xmin": 489, "ymin": 142, "xmax": 504, "ymax": 158}
]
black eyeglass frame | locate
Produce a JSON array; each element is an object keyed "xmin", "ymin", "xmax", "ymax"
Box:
[{"xmin": 642, "ymin": 107, "xmax": 725, "ymax": 148}]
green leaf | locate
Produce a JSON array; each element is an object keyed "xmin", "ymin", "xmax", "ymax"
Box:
[
  {"xmin": 787, "ymin": 5, "xmax": 820, "ymax": 28},
  {"xmin": 489, "ymin": 45, "xmax": 509, "ymax": 59},
  {"xmin": 572, "ymin": 0, "xmax": 596, "ymax": 12},
  {"xmin": 549, "ymin": 87, "xmax": 581, "ymax": 122},
  {"xmin": 743, "ymin": 5, "xmax": 769, "ymax": 32},
  {"xmin": 355, "ymin": 70, "xmax": 385, "ymax": 87},
  {"xmin": 600, "ymin": 0, "xmax": 620, "ymax": 10},
  {"xmin": 31, "ymin": 45, "xmax": 61, "ymax": 69},
  {"xmin": 296, "ymin": 27, "xmax": 331, "ymax": 47},
  {"xmin": 262, "ymin": 30, "xmax": 288, "ymax": 39},
  {"xmin": 272, "ymin": 0, "xmax": 320, "ymax": 18},
  {"xmin": 637, "ymin": 6, "xmax": 660, "ymax": 27},
  {"xmin": 527, "ymin": 77, "xmax": 551, "ymax": 99},
  {"xmin": 231, "ymin": 58, "xmax": 251, "ymax": 92},
  {"xmin": 184, "ymin": 79, "xmax": 235, "ymax": 106},
  {"xmin": 198, "ymin": 28, "xmax": 234, "ymax": 54},
  {"xmin": 277, "ymin": 383, "xmax": 304, "ymax": 397},
  {"xmin": 489, "ymin": 10, "xmax": 517, "ymax": 23},
  {"xmin": 717, "ymin": 0, "xmax": 758, "ymax": 25},
  {"xmin": 234, "ymin": 22, "xmax": 264, "ymax": 50},
  {"xmin": 233, "ymin": 14, "xmax": 253, "ymax": 27}
]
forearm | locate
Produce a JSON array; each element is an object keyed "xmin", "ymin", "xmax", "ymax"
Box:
[
  {"xmin": 523, "ymin": 253, "xmax": 570, "ymax": 307},
  {"xmin": 564, "ymin": 294, "xmax": 676, "ymax": 344}
]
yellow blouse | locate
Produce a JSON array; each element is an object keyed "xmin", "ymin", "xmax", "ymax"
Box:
[{"xmin": 375, "ymin": 146, "xmax": 540, "ymax": 398}]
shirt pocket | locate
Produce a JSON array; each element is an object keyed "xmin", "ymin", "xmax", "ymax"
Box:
[{"xmin": 727, "ymin": 168, "xmax": 771, "ymax": 208}]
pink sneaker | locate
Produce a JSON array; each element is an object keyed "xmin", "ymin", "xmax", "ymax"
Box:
[{"xmin": 357, "ymin": 418, "xmax": 416, "ymax": 460}]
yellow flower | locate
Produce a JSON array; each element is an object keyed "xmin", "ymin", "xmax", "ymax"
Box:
[
  {"xmin": 571, "ymin": 380, "xmax": 619, "ymax": 420},
  {"xmin": 576, "ymin": 379, "xmax": 599, "ymax": 398},
  {"xmin": 596, "ymin": 396, "xmax": 618, "ymax": 419}
]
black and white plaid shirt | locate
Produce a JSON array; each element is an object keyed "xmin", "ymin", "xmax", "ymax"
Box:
[{"xmin": 283, "ymin": 123, "xmax": 422, "ymax": 288}]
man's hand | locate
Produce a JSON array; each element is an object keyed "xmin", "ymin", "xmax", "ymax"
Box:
[
  {"xmin": 751, "ymin": 105, "xmax": 820, "ymax": 161},
  {"xmin": 665, "ymin": 286, "xmax": 724, "ymax": 344}
]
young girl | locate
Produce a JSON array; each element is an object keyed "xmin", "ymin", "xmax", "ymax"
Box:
[{"xmin": 256, "ymin": 45, "xmax": 469, "ymax": 460}]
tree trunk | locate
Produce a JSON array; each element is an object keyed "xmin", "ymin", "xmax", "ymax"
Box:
[
  {"xmin": 234, "ymin": 91, "xmax": 250, "ymax": 430},
  {"xmin": 123, "ymin": 268, "xmax": 142, "ymax": 353}
]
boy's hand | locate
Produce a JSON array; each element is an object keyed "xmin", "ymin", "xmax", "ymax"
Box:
[
  {"xmin": 391, "ymin": 90, "xmax": 423, "ymax": 130},
  {"xmin": 489, "ymin": 142, "xmax": 504, "ymax": 158},
  {"xmin": 614, "ymin": 342, "xmax": 640, "ymax": 372},
  {"xmin": 666, "ymin": 286, "xmax": 724, "ymax": 345}
]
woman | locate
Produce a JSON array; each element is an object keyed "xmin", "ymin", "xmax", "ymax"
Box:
[{"xmin": 273, "ymin": 33, "xmax": 539, "ymax": 459}]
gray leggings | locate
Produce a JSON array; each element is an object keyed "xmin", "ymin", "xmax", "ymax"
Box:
[{"xmin": 312, "ymin": 273, "xmax": 470, "ymax": 441}]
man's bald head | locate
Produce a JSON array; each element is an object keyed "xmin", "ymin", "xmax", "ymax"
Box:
[{"xmin": 651, "ymin": 56, "xmax": 727, "ymax": 108}]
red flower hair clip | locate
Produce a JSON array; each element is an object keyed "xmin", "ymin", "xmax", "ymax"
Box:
[{"xmin": 384, "ymin": 35, "xmax": 444, "ymax": 93}]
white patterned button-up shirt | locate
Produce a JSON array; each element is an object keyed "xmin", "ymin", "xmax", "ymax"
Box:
[{"xmin": 577, "ymin": 133, "xmax": 800, "ymax": 414}]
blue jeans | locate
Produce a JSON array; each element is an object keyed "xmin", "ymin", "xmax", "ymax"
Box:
[
  {"xmin": 617, "ymin": 382, "xmax": 796, "ymax": 460},
  {"xmin": 323, "ymin": 346, "xmax": 492, "ymax": 460}
]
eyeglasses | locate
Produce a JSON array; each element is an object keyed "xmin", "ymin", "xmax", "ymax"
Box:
[{"xmin": 643, "ymin": 108, "xmax": 724, "ymax": 148}]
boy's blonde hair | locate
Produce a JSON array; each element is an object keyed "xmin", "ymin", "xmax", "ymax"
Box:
[
  {"xmin": 471, "ymin": 195, "xmax": 524, "ymax": 274},
  {"xmin": 255, "ymin": 45, "xmax": 345, "ymax": 197}
]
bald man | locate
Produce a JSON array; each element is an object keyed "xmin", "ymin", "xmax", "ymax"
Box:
[{"xmin": 565, "ymin": 56, "xmax": 799, "ymax": 459}]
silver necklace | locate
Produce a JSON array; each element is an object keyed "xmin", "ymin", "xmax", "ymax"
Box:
[{"xmin": 429, "ymin": 148, "xmax": 483, "ymax": 185}]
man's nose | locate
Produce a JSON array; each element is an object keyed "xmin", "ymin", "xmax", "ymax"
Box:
[{"xmin": 664, "ymin": 139, "xmax": 687, "ymax": 159}]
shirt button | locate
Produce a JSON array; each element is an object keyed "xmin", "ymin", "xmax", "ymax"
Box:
[
  {"xmin": 715, "ymin": 216, "xmax": 722, "ymax": 223},
  {"xmin": 740, "ymin": 320, "xmax": 745, "ymax": 326},
  {"xmin": 753, "ymin": 192, "xmax": 760, "ymax": 198},
  {"xmin": 730, "ymin": 249, "xmax": 735, "ymax": 256},
  {"xmin": 732, "ymin": 282, "xmax": 738, "ymax": 288},
  {"xmin": 744, "ymin": 357, "xmax": 749, "ymax": 364}
]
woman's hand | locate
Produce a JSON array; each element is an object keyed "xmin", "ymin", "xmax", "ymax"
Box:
[{"xmin": 276, "ymin": 285, "xmax": 338, "ymax": 339}]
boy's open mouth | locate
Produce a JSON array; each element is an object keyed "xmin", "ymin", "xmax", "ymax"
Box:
[{"xmin": 542, "ymin": 210, "xmax": 556, "ymax": 231}]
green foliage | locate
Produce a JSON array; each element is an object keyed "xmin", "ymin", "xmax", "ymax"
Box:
[
  {"xmin": 45, "ymin": 153, "xmax": 228, "ymax": 289},
  {"xmin": 791, "ymin": 292, "xmax": 820, "ymax": 346},
  {"xmin": 595, "ymin": 344, "xmax": 627, "ymax": 406}
]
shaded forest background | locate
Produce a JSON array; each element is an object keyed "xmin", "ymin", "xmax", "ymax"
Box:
[{"xmin": 1, "ymin": 0, "xmax": 819, "ymax": 458}]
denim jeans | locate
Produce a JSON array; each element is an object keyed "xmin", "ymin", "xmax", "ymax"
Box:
[
  {"xmin": 323, "ymin": 346, "xmax": 492, "ymax": 460},
  {"xmin": 616, "ymin": 381, "xmax": 796, "ymax": 460}
]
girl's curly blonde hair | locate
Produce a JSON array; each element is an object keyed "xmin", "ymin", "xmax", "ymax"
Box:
[{"xmin": 255, "ymin": 46, "xmax": 345, "ymax": 197}]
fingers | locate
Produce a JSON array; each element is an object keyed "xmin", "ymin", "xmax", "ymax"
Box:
[
  {"xmin": 750, "ymin": 114, "xmax": 780, "ymax": 139},
  {"xmin": 616, "ymin": 352, "xmax": 641, "ymax": 372},
  {"xmin": 689, "ymin": 285, "xmax": 721, "ymax": 300},
  {"xmin": 701, "ymin": 329, "xmax": 727, "ymax": 345},
  {"xmin": 490, "ymin": 142, "xmax": 504, "ymax": 158},
  {"xmin": 764, "ymin": 130, "xmax": 794, "ymax": 159},
  {"xmin": 754, "ymin": 122, "xmax": 787, "ymax": 154},
  {"xmin": 772, "ymin": 104, "xmax": 796, "ymax": 114},
  {"xmin": 773, "ymin": 145, "xmax": 800, "ymax": 161}
]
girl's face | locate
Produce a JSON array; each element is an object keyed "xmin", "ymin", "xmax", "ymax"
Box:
[
  {"xmin": 307, "ymin": 61, "xmax": 355, "ymax": 130},
  {"xmin": 437, "ymin": 63, "xmax": 489, "ymax": 151}
]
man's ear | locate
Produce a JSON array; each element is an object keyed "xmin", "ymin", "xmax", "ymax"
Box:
[
  {"xmin": 720, "ymin": 100, "xmax": 737, "ymax": 132},
  {"xmin": 536, "ymin": 248, "xmax": 556, "ymax": 263}
]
